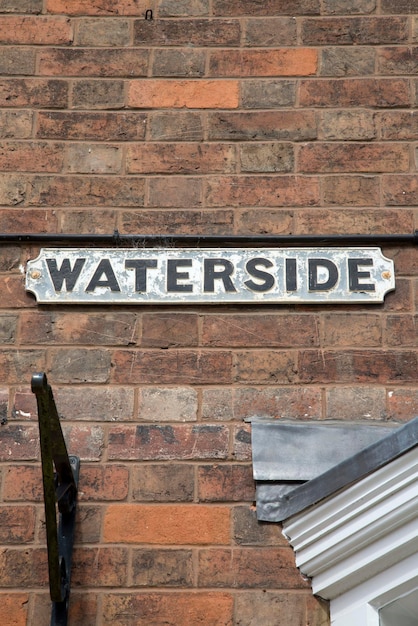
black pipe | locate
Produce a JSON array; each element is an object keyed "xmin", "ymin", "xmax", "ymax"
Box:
[{"xmin": 1, "ymin": 230, "xmax": 418, "ymax": 247}]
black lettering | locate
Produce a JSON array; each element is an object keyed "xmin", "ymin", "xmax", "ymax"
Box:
[
  {"xmin": 46, "ymin": 258, "xmax": 86, "ymax": 292},
  {"xmin": 244, "ymin": 258, "xmax": 274, "ymax": 292},
  {"xmin": 125, "ymin": 259, "xmax": 157, "ymax": 292},
  {"xmin": 309, "ymin": 259, "xmax": 339, "ymax": 291},
  {"xmin": 167, "ymin": 259, "xmax": 193, "ymax": 292},
  {"xmin": 85, "ymin": 259, "xmax": 121, "ymax": 292},
  {"xmin": 348, "ymin": 258, "xmax": 375, "ymax": 291},
  {"xmin": 204, "ymin": 258, "xmax": 237, "ymax": 293},
  {"xmin": 286, "ymin": 258, "xmax": 297, "ymax": 292}
]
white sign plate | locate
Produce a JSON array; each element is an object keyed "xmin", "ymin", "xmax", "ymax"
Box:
[{"xmin": 25, "ymin": 247, "xmax": 395, "ymax": 305}]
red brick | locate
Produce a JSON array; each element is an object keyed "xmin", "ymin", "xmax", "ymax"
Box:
[
  {"xmin": 141, "ymin": 313, "xmax": 198, "ymax": 347},
  {"xmin": 205, "ymin": 176, "xmax": 319, "ymax": 207},
  {"xmin": 104, "ymin": 504, "xmax": 230, "ymax": 544},
  {"xmin": 322, "ymin": 175, "xmax": 380, "ymax": 206},
  {"xmin": 132, "ymin": 464, "xmax": 194, "ymax": 501},
  {"xmin": 298, "ymin": 143, "xmax": 409, "ymax": 173},
  {"xmin": 39, "ymin": 49, "xmax": 148, "ymax": 77},
  {"xmin": 326, "ymin": 387, "xmax": 387, "ymax": 421},
  {"xmin": 296, "ymin": 208, "xmax": 413, "ymax": 235},
  {"xmin": 127, "ymin": 143, "xmax": 235, "ymax": 175},
  {"xmin": 128, "ymin": 80, "xmax": 239, "ymax": 109},
  {"xmin": 61, "ymin": 209, "xmax": 117, "ymax": 233},
  {"xmin": 235, "ymin": 591, "xmax": 309, "ymax": 626},
  {"xmin": 383, "ymin": 175, "xmax": 418, "ymax": 206},
  {"xmin": 236, "ymin": 208, "xmax": 294, "ymax": 235},
  {"xmin": 209, "ymin": 49, "xmax": 317, "ymax": 77},
  {"xmin": 0, "ymin": 506, "xmax": 35, "ymax": 542},
  {"xmin": 37, "ymin": 111, "xmax": 147, "ymax": 141},
  {"xmin": 208, "ymin": 111, "xmax": 317, "ymax": 141},
  {"xmin": 233, "ymin": 506, "xmax": 288, "ymax": 546},
  {"xmin": 61, "ymin": 424, "xmax": 105, "ymax": 461},
  {"xmin": 0, "ymin": 548, "xmax": 48, "ymax": 587},
  {"xmin": 301, "ymin": 17, "xmax": 408, "ymax": 45},
  {"xmin": 148, "ymin": 177, "xmax": 202, "ymax": 207},
  {"xmin": 102, "ymin": 592, "xmax": 233, "ymax": 626},
  {"xmin": 233, "ymin": 350, "xmax": 297, "ymax": 384},
  {"xmin": 0, "ymin": 16, "xmax": 72, "ymax": 44},
  {"xmin": 385, "ymin": 315, "xmax": 418, "ymax": 346},
  {"xmin": 0, "ymin": 141, "xmax": 63, "ymax": 172},
  {"xmin": 26, "ymin": 175, "xmax": 145, "ymax": 207},
  {"xmin": 212, "ymin": 0, "xmax": 320, "ymax": 15},
  {"xmin": 46, "ymin": 0, "xmax": 148, "ymax": 15},
  {"xmin": 378, "ymin": 47, "xmax": 418, "ymax": 75},
  {"xmin": 299, "ymin": 78, "xmax": 410, "ymax": 107},
  {"xmin": 121, "ymin": 209, "xmax": 234, "ymax": 235},
  {"xmin": 322, "ymin": 313, "xmax": 382, "ymax": 347},
  {"xmin": 387, "ymin": 389, "xmax": 418, "ymax": 421},
  {"xmin": 0, "ymin": 210, "xmax": 58, "ymax": 235},
  {"xmin": 384, "ymin": 278, "xmax": 413, "ymax": 313},
  {"xmin": 232, "ymin": 424, "xmax": 252, "ymax": 461},
  {"xmin": 0, "ymin": 594, "xmax": 29, "ymax": 626},
  {"xmin": 108, "ymin": 424, "xmax": 230, "ymax": 460},
  {"xmin": 0, "ymin": 110, "xmax": 33, "ymax": 138},
  {"xmin": 0, "ymin": 350, "xmax": 44, "ymax": 384},
  {"xmin": 137, "ymin": 387, "xmax": 198, "ymax": 422},
  {"xmin": 69, "ymin": 593, "xmax": 98, "ymax": 625},
  {"xmin": 198, "ymin": 547, "xmax": 308, "ymax": 588},
  {"xmin": 198, "ymin": 464, "xmax": 255, "ymax": 502},
  {"xmin": 232, "ymin": 387, "xmax": 322, "ymax": 420},
  {"xmin": 201, "ymin": 314, "xmax": 319, "ymax": 348},
  {"xmin": 134, "ymin": 18, "xmax": 240, "ymax": 46},
  {"xmin": 378, "ymin": 111, "xmax": 418, "ymax": 140},
  {"xmin": 1, "ymin": 276, "xmax": 36, "ymax": 308},
  {"xmin": 75, "ymin": 506, "xmax": 103, "ymax": 543},
  {"xmin": 0, "ymin": 79, "xmax": 68, "ymax": 108},
  {"xmin": 243, "ymin": 17, "xmax": 297, "ymax": 46},
  {"xmin": 111, "ymin": 350, "xmax": 232, "ymax": 384},
  {"xmin": 72, "ymin": 547, "xmax": 128, "ymax": 586},
  {"xmin": 3, "ymin": 465, "xmax": 42, "ymax": 501},
  {"xmin": 78, "ymin": 465, "xmax": 129, "ymax": 501},
  {"xmin": 132, "ymin": 549, "xmax": 194, "ymax": 586}
]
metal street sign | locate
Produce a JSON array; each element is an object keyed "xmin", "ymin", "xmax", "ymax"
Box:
[{"xmin": 25, "ymin": 247, "xmax": 395, "ymax": 305}]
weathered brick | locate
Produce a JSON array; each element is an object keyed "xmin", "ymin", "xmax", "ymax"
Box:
[
  {"xmin": 152, "ymin": 49, "xmax": 205, "ymax": 77},
  {"xmin": 378, "ymin": 47, "xmax": 418, "ymax": 75},
  {"xmin": 0, "ymin": 350, "xmax": 44, "ymax": 384},
  {"xmin": 387, "ymin": 389, "xmax": 418, "ymax": 421},
  {"xmin": 243, "ymin": 17, "xmax": 296, "ymax": 46},
  {"xmin": 132, "ymin": 549, "xmax": 194, "ymax": 586},
  {"xmin": 32, "ymin": 592, "xmax": 98, "ymax": 626},
  {"xmin": 0, "ymin": 110, "xmax": 33, "ymax": 138},
  {"xmin": 0, "ymin": 506, "xmax": 35, "ymax": 542},
  {"xmin": 233, "ymin": 506, "xmax": 288, "ymax": 546},
  {"xmin": 0, "ymin": 275, "xmax": 37, "ymax": 308},
  {"xmin": 121, "ymin": 209, "xmax": 234, "ymax": 235},
  {"xmin": 27, "ymin": 175, "xmax": 145, "ymax": 207},
  {"xmin": 232, "ymin": 424, "xmax": 252, "ymax": 461},
  {"xmin": 65, "ymin": 143, "xmax": 122, "ymax": 174},
  {"xmin": 326, "ymin": 387, "xmax": 387, "ymax": 420},
  {"xmin": 104, "ymin": 504, "xmax": 230, "ymax": 544},
  {"xmin": 158, "ymin": 0, "xmax": 209, "ymax": 16},
  {"xmin": 0, "ymin": 0, "xmax": 42, "ymax": 11},
  {"xmin": 296, "ymin": 208, "xmax": 413, "ymax": 235},
  {"xmin": 299, "ymin": 78, "xmax": 410, "ymax": 107},
  {"xmin": 128, "ymin": 80, "xmax": 239, "ymax": 109},
  {"xmin": 127, "ymin": 143, "xmax": 235, "ymax": 175},
  {"xmin": 134, "ymin": 18, "xmax": 240, "ymax": 46},
  {"xmin": 46, "ymin": 0, "xmax": 148, "ymax": 15},
  {"xmin": 378, "ymin": 111, "xmax": 418, "ymax": 140},
  {"xmin": 0, "ymin": 246, "xmax": 20, "ymax": 271},
  {"xmin": 322, "ymin": 176, "xmax": 380, "ymax": 206},
  {"xmin": 39, "ymin": 49, "xmax": 148, "ymax": 77},
  {"xmin": 237, "ymin": 211, "xmax": 293, "ymax": 237},
  {"xmin": 298, "ymin": 350, "xmax": 418, "ymax": 384},
  {"xmin": 62, "ymin": 424, "xmax": 105, "ymax": 461},
  {"xmin": 54, "ymin": 386, "xmax": 135, "ymax": 421},
  {"xmin": 320, "ymin": 48, "xmax": 375, "ymax": 76},
  {"xmin": 319, "ymin": 110, "xmax": 376, "ymax": 140},
  {"xmin": 49, "ymin": 348, "xmax": 111, "ymax": 383},
  {"xmin": 198, "ymin": 464, "xmax": 255, "ymax": 502},
  {"xmin": 232, "ymin": 387, "xmax": 322, "ymax": 420},
  {"xmin": 0, "ymin": 315, "xmax": 17, "ymax": 343},
  {"xmin": 75, "ymin": 18, "xmax": 130, "ymax": 46},
  {"xmin": 322, "ymin": 313, "xmax": 382, "ymax": 347},
  {"xmin": 3, "ymin": 465, "xmax": 42, "ymax": 501},
  {"xmin": 386, "ymin": 315, "xmax": 418, "ymax": 346},
  {"xmin": 148, "ymin": 177, "xmax": 202, "ymax": 207},
  {"xmin": 141, "ymin": 313, "xmax": 197, "ymax": 348},
  {"xmin": 0, "ymin": 548, "xmax": 48, "ymax": 586},
  {"xmin": 149, "ymin": 111, "xmax": 203, "ymax": 141},
  {"xmin": 0, "ymin": 141, "xmax": 63, "ymax": 172},
  {"xmin": 0, "ymin": 48, "xmax": 35, "ymax": 75},
  {"xmin": 77, "ymin": 465, "xmax": 129, "ymax": 501},
  {"xmin": 212, "ymin": 0, "xmax": 320, "ymax": 16},
  {"xmin": 60, "ymin": 210, "xmax": 115, "ymax": 233},
  {"xmin": 0, "ymin": 173, "xmax": 26, "ymax": 205},
  {"xmin": 385, "ymin": 278, "xmax": 413, "ymax": 313},
  {"xmin": 381, "ymin": 0, "xmax": 418, "ymax": 12},
  {"xmin": 209, "ymin": 49, "xmax": 317, "ymax": 77},
  {"xmin": 198, "ymin": 548, "xmax": 308, "ymax": 588},
  {"xmin": 205, "ymin": 176, "xmax": 319, "ymax": 207},
  {"xmin": 383, "ymin": 175, "xmax": 418, "ymax": 206},
  {"xmin": 233, "ymin": 350, "xmax": 297, "ymax": 384},
  {"xmin": 108, "ymin": 424, "xmax": 230, "ymax": 460},
  {"xmin": 0, "ymin": 79, "xmax": 68, "ymax": 108},
  {"xmin": 235, "ymin": 591, "xmax": 309, "ymax": 626},
  {"xmin": 207, "ymin": 111, "xmax": 317, "ymax": 141},
  {"xmin": 72, "ymin": 547, "xmax": 128, "ymax": 587},
  {"xmin": 37, "ymin": 111, "xmax": 147, "ymax": 141},
  {"xmin": 301, "ymin": 17, "xmax": 408, "ymax": 45},
  {"xmin": 71, "ymin": 79, "xmax": 125, "ymax": 109},
  {"xmin": 297, "ymin": 143, "xmax": 409, "ymax": 173},
  {"xmin": 241, "ymin": 80, "xmax": 296, "ymax": 108},
  {"xmin": 0, "ymin": 594, "xmax": 29, "ymax": 626},
  {"xmin": 75, "ymin": 506, "xmax": 103, "ymax": 543},
  {"xmin": 137, "ymin": 387, "xmax": 197, "ymax": 422},
  {"xmin": 202, "ymin": 389, "xmax": 234, "ymax": 421},
  {"xmin": 239, "ymin": 143, "xmax": 294, "ymax": 173},
  {"xmin": 12, "ymin": 388, "xmax": 36, "ymax": 420},
  {"xmin": 0, "ymin": 16, "xmax": 72, "ymax": 44},
  {"xmin": 201, "ymin": 314, "xmax": 319, "ymax": 347},
  {"xmin": 322, "ymin": 0, "xmax": 376, "ymax": 14},
  {"xmin": 132, "ymin": 464, "xmax": 194, "ymax": 501},
  {"xmin": 102, "ymin": 592, "xmax": 233, "ymax": 626}
]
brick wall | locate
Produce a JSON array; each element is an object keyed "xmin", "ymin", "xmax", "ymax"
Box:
[{"xmin": 1, "ymin": 0, "xmax": 417, "ymax": 624}]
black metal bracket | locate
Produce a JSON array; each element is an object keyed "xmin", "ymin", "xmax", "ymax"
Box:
[{"xmin": 32, "ymin": 373, "xmax": 80, "ymax": 626}]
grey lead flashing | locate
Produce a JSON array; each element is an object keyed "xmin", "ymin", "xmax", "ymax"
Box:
[{"xmin": 256, "ymin": 416, "xmax": 418, "ymax": 523}]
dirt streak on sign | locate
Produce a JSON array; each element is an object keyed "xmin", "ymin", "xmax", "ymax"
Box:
[{"xmin": 25, "ymin": 248, "xmax": 395, "ymax": 304}]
